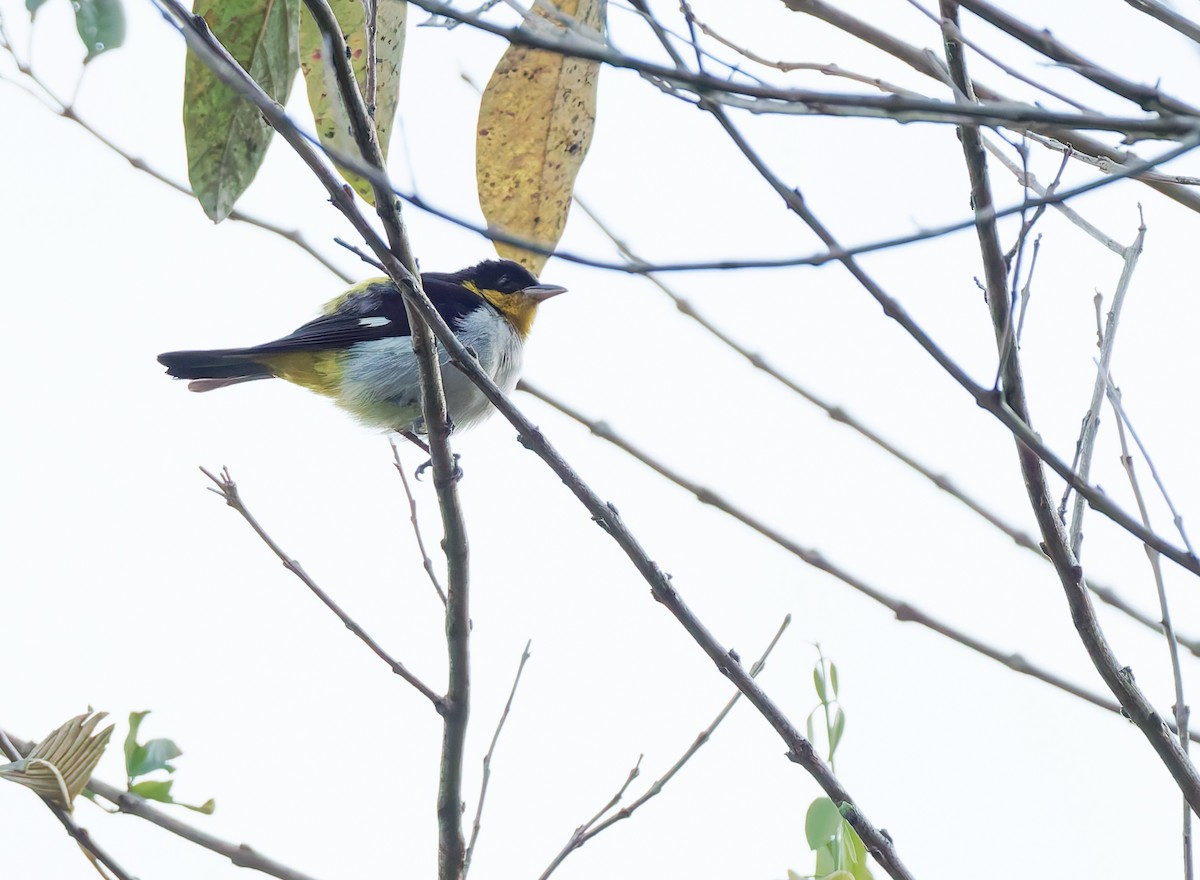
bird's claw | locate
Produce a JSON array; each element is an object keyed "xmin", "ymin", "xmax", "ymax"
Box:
[{"xmin": 414, "ymin": 453, "xmax": 463, "ymax": 483}]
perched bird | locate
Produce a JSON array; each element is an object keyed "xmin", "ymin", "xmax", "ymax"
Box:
[{"xmin": 158, "ymin": 259, "xmax": 566, "ymax": 437}]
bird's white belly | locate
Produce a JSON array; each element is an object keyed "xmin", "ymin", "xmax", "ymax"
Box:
[{"xmin": 336, "ymin": 308, "xmax": 525, "ymax": 433}]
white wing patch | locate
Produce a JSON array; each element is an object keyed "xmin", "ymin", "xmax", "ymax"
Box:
[{"xmin": 358, "ymin": 316, "xmax": 391, "ymax": 328}]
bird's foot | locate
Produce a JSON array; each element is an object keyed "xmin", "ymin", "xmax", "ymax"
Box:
[{"xmin": 415, "ymin": 453, "xmax": 463, "ymax": 483}]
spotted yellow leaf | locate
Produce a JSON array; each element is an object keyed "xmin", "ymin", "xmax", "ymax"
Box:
[
  {"xmin": 299, "ymin": 0, "xmax": 407, "ymax": 204},
  {"xmin": 476, "ymin": 0, "xmax": 604, "ymax": 274}
]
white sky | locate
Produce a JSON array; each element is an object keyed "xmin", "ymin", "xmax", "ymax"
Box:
[{"xmin": 5, "ymin": 1, "xmax": 1200, "ymax": 878}]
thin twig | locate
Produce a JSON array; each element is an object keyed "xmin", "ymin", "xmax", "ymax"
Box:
[
  {"xmin": 1066, "ymin": 212, "xmax": 1147, "ymax": 557},
  {"xmin": 954, "ymin": 0, "xmax": 1199, "ymax": 115},
  {"xmin": 200, "ymin": 466, "xmax": 444, "ymax": 709},
  {"xmin": 903, "ymin": 0, "xmax": 1095, "ymax": 112},
  {"xmin": 1107, "ymin": 391, "xmax": 1198, "ymax": 558},
  {"xmin": 1123, "ymin": 0, "xmax": 1200, "ymax": 46},
  {"xmin": 391, "ymin": 439, "xmax": 448, "ymax": 606},
  {"xmin": 539, "ymin": 615, "xmax": 791, "ymax": 879},
  {"xmin": 464, "ymin": 640, "xmax": 532, "ymax": 875},
  {"xmin": 1108, "ymin": 384, "xmax": 1193, "ymax": 880}
]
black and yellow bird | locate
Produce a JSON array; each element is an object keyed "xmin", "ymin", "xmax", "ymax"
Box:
[{"xmin": 158, "ymin": 260, "xmax": 566, "ymax": 436}]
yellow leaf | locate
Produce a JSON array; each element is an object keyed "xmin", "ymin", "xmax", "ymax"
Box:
[
  {"xmin": 299, "ymin": 0, "xmax": 408, "ymax": 205},
  {"xmin": 476, "ymin": 0, "xmax": 604, "ymax": 274}
]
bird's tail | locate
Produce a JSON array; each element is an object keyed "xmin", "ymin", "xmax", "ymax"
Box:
[{"xmin": 157, "ymin": 349, "xmax": 276, "ymax": 393}]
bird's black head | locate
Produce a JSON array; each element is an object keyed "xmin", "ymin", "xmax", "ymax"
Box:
[
  {"xmin": 459, "ymin": 259, "xmax": 567, "ymax": 337},
  {"xmin": 464, "ymin": 259, "xmax": 541, "ymax": 294}
]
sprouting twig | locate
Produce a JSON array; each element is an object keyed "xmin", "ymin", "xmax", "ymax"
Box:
[
  {"xmin": 200, "ymin": 466, "xmax": 444, "ymax": 709},
  {"xmin": 464, "ymin": 640, "xmax": 533, "ymax": 875},
  {"xmin": 334, "ymin": 237, "xmax": 387, "ymax": 272}
]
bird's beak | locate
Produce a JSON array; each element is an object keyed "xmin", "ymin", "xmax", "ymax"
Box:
[{"xmin": 522, "ymin": 283, "xmax": 568, "ymax": 302}]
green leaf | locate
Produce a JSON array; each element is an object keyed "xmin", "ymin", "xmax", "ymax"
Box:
[
  {"xmin": 183, "ymin": 0, "xmax": 300, "ymax": 221},
  {"xmin": 806, "ymin": 708, "xmax": 818, "ymax": 745},
  {"xmin": 128, "ymin": 738, "xmax": 182, "ymax": 777},
  {"xmin": 124, "ymin": 711, "xmax": 182, "ymax": 778},
  {"xmin": 805, "ymin": 797, "xmax": 842, "ymax": 850},
  {"xmin": 73, "ymin": 0, "xmax": 125, "ymax": 61},
  {"xmin": 841, "ymin": 819, "xmax": 874, "ymax": 880},
  {"xmin": 123, "ymin": 711, "xmax": 149, "ymax": 769},
  {"xmin": 129, "ymin": 779, "xmax": 174, "ymax": 802},
  {"xmin": 813, "ymin": 662, "xmax": 827, "ymax": 703},
  {"xmin": 813, "ymin": 843, "xmax": 837, "ymax": 877},
  {"xmin": 186, "ymin": 797, "xmax": 217, "ymax": 815},
  {"xmin": 129, "ymin": 779, "xmax": 216, "ymax": 813},
  {"xmin": 829, "ymin": 707, "xmax": 846, "ymax": 757},
  {"xmin": 829, "ymin": 661, "xmax": 839, "ymax": 697},
  {"xmin": 298, "ymin": 0, "xmax": 407, "ymax": 204}
]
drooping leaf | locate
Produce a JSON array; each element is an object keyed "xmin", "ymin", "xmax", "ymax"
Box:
[
  {"xmin": 813, "ymin": 662, "xmax": 827, "ymax": 703},
  {"xmin": 804, "ymin": 797, "xmax": 842, "ymax": 850},
  {"xmin": 299, "ymin": 0, "xmax": 407, "ymax": 204},
  {"xmin": 840, "ymin": 819, "xmax": 874, "ymax": 880},
  {"xmin": 183, "ymin": 0, "xmax": 300, "ymax": 222},
  {"xmin": 0, "ymin": 711, "xmax": 112, "ymax": 810},
  {"xmin": 73, "ymin": 0, "xmax": 125, "ymax": 61},
  {"xmin": 476, "ymin": 0, "xmax": 604, "ymax": 274},
  {"xmin": 829, "ymin": 707, "xmax": 846, "ymax": 756}
]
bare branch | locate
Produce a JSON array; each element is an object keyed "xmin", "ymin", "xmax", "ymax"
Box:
[{"xmin": 199, "ymin": 467, "xmax": 444, "ymax": 709}]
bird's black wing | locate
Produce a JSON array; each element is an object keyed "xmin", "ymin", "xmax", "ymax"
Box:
[{"xmin": 244, "ymin": 275, "xmax": 487, "ymax": 355}]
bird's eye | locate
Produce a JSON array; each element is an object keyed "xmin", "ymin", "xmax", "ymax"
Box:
[{"xmin": 496, "ymin": 275, "xmax": 510, "ymax": 289}]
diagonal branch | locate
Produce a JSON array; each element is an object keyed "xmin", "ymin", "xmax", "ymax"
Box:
[{"xmin": 200, "ymin": 467, "xmax": 444, "ymax": 709}]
